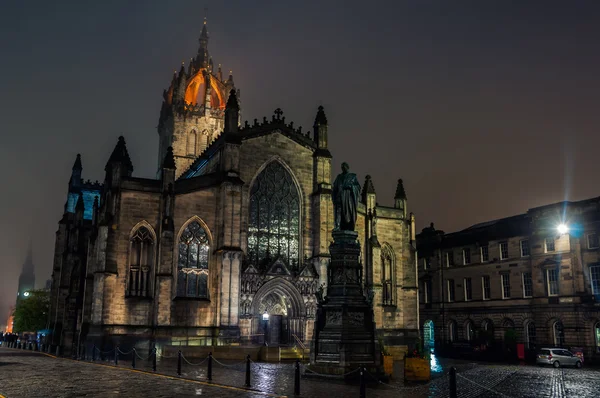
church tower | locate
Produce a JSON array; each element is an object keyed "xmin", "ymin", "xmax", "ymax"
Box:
[
  {"xmin": 17, "ymin": 242, "xmax": 35, "ymax": 300},
  {"xmin": 157, "ymin": 18, "xmax": 239, "ymax": 178}
]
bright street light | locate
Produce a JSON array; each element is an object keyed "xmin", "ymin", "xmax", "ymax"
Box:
[
  {"xmin": 262, "ymin": 312, "xmax": 269, "ymax": 321},
  {"xmin": 23, "ymin": 291, "xmax": 30, "ymax": 297},
  {"xmin": 557, "ymin": 224, "xmax": 569, "ymax": 234}
]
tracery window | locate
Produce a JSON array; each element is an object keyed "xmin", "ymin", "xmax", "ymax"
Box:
[
  {"xmin": 248, "ymin": 161, "xmax": 300, "ymax": 269},
  {"xmin": 177, "ymin": 221, "xmax": 210, "ymax": 298},
  {"xmin": 381, "ymin": 246, "xmax": 395, "ymax": 305},
  {"xmin": 128, "ymin": 226, "xmax": 154, "ymax": 297}
]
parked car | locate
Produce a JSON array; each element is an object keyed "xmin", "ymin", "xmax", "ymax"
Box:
[{"xmin": 536, "ymin": 348, "xmax": 582, "ymax": 368}]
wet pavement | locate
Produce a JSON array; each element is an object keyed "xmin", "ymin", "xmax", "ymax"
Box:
[{"xmin": 0, "ymin": 347, "xmax": 599, "ymax": 397}]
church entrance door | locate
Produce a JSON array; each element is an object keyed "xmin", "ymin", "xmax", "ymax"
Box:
[{"xmin": 251, "ymin": 277, "xmax": 305, "ymax": 346}]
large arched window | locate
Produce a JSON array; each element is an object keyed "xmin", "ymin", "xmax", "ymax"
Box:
[
  {"xmin": 248, "ymin": 161, "xmax": 300, "ymax": 269},
  {"xmin": 553, "ymin": 321, "xmax": 565, "ymax": 346},
  {"xmin": 128, "ymin": 226, "xmax": 154, "ymax": 297},
  {"xmin": 525, "ymin": 321, "xmax": 536, "ymax": 349},
  {"xmin": 381, "ymin": 245, "xmax": 395, "ymax": 305},
  {"xmin": 177, "ymin": 220, "xmax": 210, "ymax": 298}
]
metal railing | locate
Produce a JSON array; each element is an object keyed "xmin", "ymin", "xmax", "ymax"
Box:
[{"xmin": 291, "ymin": 334, "xmax": 307, "ymax": 360}]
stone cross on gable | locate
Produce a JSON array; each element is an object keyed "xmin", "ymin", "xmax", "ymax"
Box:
[{"xmin": 274, "ymin": 108, "xmax": 283, "ymax": 120}]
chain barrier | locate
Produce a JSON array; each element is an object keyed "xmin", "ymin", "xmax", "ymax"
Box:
[
  {"xmin": 181, "ymin": 353, "xmax": 209, "ymax": 366},
  {"xmin": 212, "ymin": 357, "xmax": 247, "ymax": 369},
  {"xmin": 134, "ymin": 350, "xmax": 154, "ymax": 361},
  {"xmin": 456, "ymin": 373, "xmax": 515, "ymax": 398},
  {"xmin": 117, "ymin": 347, "xmax": 135, "ymax": 355},
  {"xmin": 299, "ymin": 362, "xmax": 361, "ymax": 378},
  {"xmin": 94, "ymin": 347, "xmax": 115, "ymax": 355}
]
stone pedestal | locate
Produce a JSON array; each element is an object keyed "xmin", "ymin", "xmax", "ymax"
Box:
[{"xmin": 309, "ymin": 231, "xmax": 382, "ymax": 376}]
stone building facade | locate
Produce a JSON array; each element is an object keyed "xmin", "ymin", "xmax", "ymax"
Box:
[
  {"xmin": 48, "ymin": 22, "xmax": 419, "ymax": 355},
  {"xmin": 417, "ymin": 198, "xmax": 600, "ymax": 362}
]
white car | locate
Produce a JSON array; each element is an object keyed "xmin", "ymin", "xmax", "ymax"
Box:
[{"xmin": 536, "ymin": 348, "xmax": 582, "ymax": 368}]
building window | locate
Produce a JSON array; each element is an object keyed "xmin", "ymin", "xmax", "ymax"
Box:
[
  {"xmin": 588, "ymin": 233, "xmax": 599, "ymax": 249},
  {"xmin": 482, "ymin": 275, "xmax": 491, "ymax": 300},
  {"xmin": 381, "ymin": 247, "xmax": 395, "ymax": 306},
  {"xmin": 546, "ymin": 268, "xmax": 559, "ymax": 296},
  {"xmin": 248, "ymin": 161, "xmax": 300, "ymax": 269},
  {"xmin": 463, "ymin": 248, "xmax": 471, "ymax": 265},
  {"xmin": 446, "ymin": 252, "xmax": 454, "ymax": 267},
  {"xmin": 447, "ymin": 279, "xmax": 455, "ymax": 302},
  {"xmin": 522, "ymin": 272, "xmax": 533, "ymax": 298},
  {"xmin": 177, "ymin": 220, "xmax": 210, "ymax": 298},
  {"xmin": 423, "ymin": 279, "xmax": 432, "ymax": 304},
  {"xmin": 526, "ymin": 321, "xmax": 536, "ymax": 349},
  {"xmin": 501, "ymin": 273, "xmax": 511, "ymax": 299},
  {"xmin": 464, "ymin": 278, "xmax": 472, "ymax": 301},
  {"xmin": 545, "ymin": 238, "xmax": 555, "ymax": 252},
  {"xmin": 591, "ymin": 265, "xmax": 600, "ymax": 295},
  {"xmin": 422, "ymin": 258, "xmax": 429, "ymax": 270},
  {"xmin": 499, "ymin": 241, "xmax": 508, "ymax": 260},
  {"xmin": 553, "ymin": 321, "xmax": 565, "ymax": 346},
  {"xmin": 186, "ymin": 130, "xmax": 197, "ymax": 156},
  {"xmin": 128, "ymin": 226, "xmax": 154, "ymax": 297},
  {"xmin": 448, "ymin": 320, "xmax": 457, "ymax": 343},
  {"xmin": 480, "ymin": 245, "xmax": 489, "ymax": 262},
  {"xmin": 465, "ymin": 321, "xmax": 475, "ymax": 341},
  {"xmin": 520, "ymin": 240, "xmax": 530, "ymax": 257}
]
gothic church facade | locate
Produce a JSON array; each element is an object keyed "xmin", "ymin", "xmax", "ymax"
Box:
[{"xmin": 48, "ymin": 22, "xmax": 419, "ymax": 354}]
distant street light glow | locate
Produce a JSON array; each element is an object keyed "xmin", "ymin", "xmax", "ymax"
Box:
[
  {"xmin": 23, "ymin": 291, "xmax": 30, "ymax": 297},
  {"xmin": 557, "ymin": 224, "xmax": 569, "ymax": 234}
]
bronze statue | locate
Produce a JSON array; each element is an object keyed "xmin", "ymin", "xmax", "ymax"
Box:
[{"xmin": 332, "ymin": 162, "xmax": 361, "ymax": 231}]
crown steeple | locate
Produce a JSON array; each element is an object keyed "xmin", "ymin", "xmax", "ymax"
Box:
[{"xmin": 195, "ymin": 17, "xmax": 210, "ymax": 69}]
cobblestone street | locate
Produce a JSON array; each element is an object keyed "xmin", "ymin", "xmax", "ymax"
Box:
[{"xmin": 1, "ymin": 348, "xmax": 599, "ymax": 397}]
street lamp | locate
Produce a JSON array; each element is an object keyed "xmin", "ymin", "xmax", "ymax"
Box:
[
  {"xmin": 23, "ymin": 291, "xmax": 30, "ymax": 297},
  {"xmin": 262, "ymin": 312, "xmax": 269, "ymax": 321},
  {"xmin": 557, "ymin": 224, "xmax": 569, "ymax": 235}
]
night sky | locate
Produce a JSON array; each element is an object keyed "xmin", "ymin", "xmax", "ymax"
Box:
[{"xmin": 2, "ymin": 0, "xmax": 600, "ymax": 327}]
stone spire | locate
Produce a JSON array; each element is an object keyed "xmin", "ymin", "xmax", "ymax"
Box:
[
  {"xmin": 224, "ymin": 89, "xmax": 239, "ymax": 133},
  {"xmin": 313, "ymin": 105, "xmax": 328, "ymax": 149},
  {"xmin": 394, "ymin": 179, "xmax": 407, "ymax": 200},
  {"xmin": 75, "ymin": 192, "xmax": 85, "ymax": 212},
  {"xmin": 105, "ymin": 136, "xmax": 134, "ymax": 185},
  {"xmin": 69, "ymin": 154, "xmax": 83, "ymax": 187},
  {"xmin": 162, "ymin": 146, "xmax": 176, "ymax": 169},
  {"xmin": 195, "ymin": 17, "xmax": 210, "ymax": 69},
  {"xmin": 361, "ymin": 175, "xmax": 376, "ymax": 206}
]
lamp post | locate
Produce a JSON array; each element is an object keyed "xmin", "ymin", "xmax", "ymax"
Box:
[{"xmin": 262, "ymin": 312, "xmax": 269, "ymax": 345}]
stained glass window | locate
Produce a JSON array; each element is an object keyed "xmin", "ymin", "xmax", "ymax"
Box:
[
  {"xmin": 177, "ymin": 221, "xmax": 210, "ymax": 298},
  {"xmin": 248, "ymin": 162, "xmax": 300, "ymax": 269},
  {"xmin": 128, "ymin": 226, "xmax": 154, "ymax": 297}
]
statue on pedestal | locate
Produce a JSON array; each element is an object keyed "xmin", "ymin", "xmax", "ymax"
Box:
[{"xmin": 332, "ymin": 162, "xmax": 361, "ymax": 232}]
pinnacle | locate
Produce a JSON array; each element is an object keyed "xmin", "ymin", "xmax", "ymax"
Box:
[
  {"xmin": 72, "ymin": 153, "xmax": 82, "ymax": 170},
  {"xmin": 314, "ymin": 105, "xmax": 328, "ymax": 126},
  {"xmin": 163, "ymin": 146, "xmax": 176, "ymax": 169},
  {"xmin": 226, "ymin": 89, "xmax": 239, "ymax": 110},
  {"xmin": 106, "ymin": 135, "xmax": 134, "ymax": 172},
  {"xmin": 395, "ymin": 178, "xmax": 407, "ymax": 200},
  {"xmin": 362, "ymin": 175, "xmax": 376, "ymax": 196}
]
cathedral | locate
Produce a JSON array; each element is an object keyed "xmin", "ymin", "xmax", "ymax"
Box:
[{"xmin": 48, "ymin": 21, "xmax": 419, "ymax": 355}]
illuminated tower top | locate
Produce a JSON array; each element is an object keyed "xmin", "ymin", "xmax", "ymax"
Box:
[{"xmin": 157, "ymin": 18, "xmax": 239, "ymax": 177}]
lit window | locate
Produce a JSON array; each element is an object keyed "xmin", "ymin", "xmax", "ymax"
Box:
[
  {"xmin": 482, "ymin": 276, "xmax": 491, "ymax": 300},
  {"xmin": 588, "ymin": 234, "xmax": 599, "ymax": 249},
  {"xmin": 464, "ymin": 278, "xmax": 472, "ymax": 301},
  {"xmin": 501, "ymin": 274, "xmax": 511, "ymax": 299},
  {"xmin": 520, "ymin": 240, "xmax": 530, "ymax": 257},
  {"xmin": 447, "ymin": 279, "xmax": 455, "ymax": 302},
  {"xmin": 463, "ymin": 248, "xmax": 471, "ymax": 265},
  {"xmin": 177, "ymin": 221, "xmax": 210, "ymax": 298},
  {"xmin": 465, "ymin": 321, "xmax": 475, "ymax": 341},
  {"xmin": 499, "ymin": 242, "xmax": 509, "ymax": 260},
  {"xmin": 545, "ymin": 238, "xmax": 555, "ymax": 253},
  {"xmin": 480, "ymin": 245, "xmax": 489, "ymax": 262},
  {"xmin": 522, "ymin": 272, "xmax": 533, "ymax": 298},
  {"xmin": 546, "ymin": 268, "xmax": 559, "ymax": 296}
]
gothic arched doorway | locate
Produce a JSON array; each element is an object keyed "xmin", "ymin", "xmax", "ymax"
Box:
[{"xmin": 251, "ymin": 278, "xmax": 305, "ymax": 346}]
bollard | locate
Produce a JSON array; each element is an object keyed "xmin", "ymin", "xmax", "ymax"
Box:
[
  {"xmin": 359, "ymin": 366, "xmax": 366, "ymax": 398},
  {"xmin": 132, "ymin": 348, "xmax": 136, "ymax": 368},
  {"xmin": 207, "ymin": 352, "xmax": 213, "ymax": 381},
  {"xmin": 245, "ymin": 354, "xmax": 251, "ymax": 388},
  {"xmin": 92, "ymin": 345, "xmax": 97, "ymax": 361},
  {"xmin": 449, "ymin": 366, "xmax": 457, "ymax": 398},
  {"xmin": 294, "ymin": 359, "xmax": 300, "ymax": 396},
  {"xmin": 177, "ymin": 350, "xmax": 182, "ymax": 376},
  {"xmin": 152, "ymin": 348, "xmax": 157, "ymax": 372},
  {"xmin": 55, "ymin": 345, "xmax": 60, "ymax": 357},
  {"xmin": 115, "ymin": 345, "xmax": 119, "ymax": 366}
]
